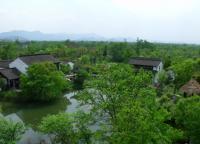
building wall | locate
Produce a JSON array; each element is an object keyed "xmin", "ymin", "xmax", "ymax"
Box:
[
  {"xmin": 67, "ymin": 62, "xmax": 74, "ymax": 70},
  {"xmin": 153, "ymin": 62, "xmax": 163, "ymax": 72},
  {"xmin": 158, "ymin": 62, "xmax": 163, "ymax": 71},
  {"xmin": 153, "ymin": 62, "xmax": 164, "ymax": 84},
  {"xmin": 9, "ymin": 58, "xmax": 28, "ymax": 74}
]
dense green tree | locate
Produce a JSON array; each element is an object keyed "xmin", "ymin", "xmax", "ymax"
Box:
[
  {"xmin": 60, "ymin": 64, "xmax": 71, "ymax": 75},
  {"xmin": 157, "ymin": 70, "xmax": 168, "ymax": 85},
  {"xmin": 0, "ymin": 43, "xmax": 18, "ymax": 60},
  {"xmin": 112, "ymin": 99, "xmax": 182, "ymax": 144},
  {"xmin": 136, "ymin": 38, "xmax": 154, "ymax": 55},
  {"xmin": 39, "ymin": 113, "xmax": 76, "ymax": 144},
  {"xmin": 80, "ymin": 64, "xmax": 152, "ymax": 121},
  {"xmin": 0, "ymin": 118, "xmax": 25, "ymax": 144},
  {"xmin": 102, "ymin": 45, "xmax": 108, "ymax": 57},
  {"xmin": 174, "ymin": 96, "xmax": 200, "ymax": 144},
  {"xmin": 156, "ymin": 70, "xmax": 168, "ymax": 95},
  {"xmin": 170, "ymin": 59, "xmax": 197, "ymax": 89},
  {"xmin": 192, "ymin": 71, "xmax": 200, "ymax": 83},
  {"xmin": 73, "ymin": 111, "xmax": 93, "ymax": 144},
  {"xmin": 53, "ymin": 46, "xmax": 68, "ymax": 58},
  {"xmin": 79, "ymin": 55, "xmax": 91, "ymax": 65},
  {"xmin": 39, "ymin": 112, "xmax": 92, "ymax": 144},
  {"xmin": 79, "ymin": 64, "xmax": 182, "ymax": 143},
  {"xmin": 109, "ymin": 43, "xmax": 127, "ymax": 62},
  {"xmin": 73, "ymin": 68, "xmax": 89, "ymax": 90},
  {"xmin": 20, "ymin": 62, "xmax": 68, "ymax": 102}
]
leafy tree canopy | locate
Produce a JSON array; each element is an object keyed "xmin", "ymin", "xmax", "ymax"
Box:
[
  {"xmin": 39, "ymin": 112, "xmax": 92, "ymax": 144},
  {"xmin": 79, "ymin": 64, "xmax": 182, "ymax": 143},
  {"xmin": 174, "ymin": 96, "xmax": 200, "ymax": 144},
  {"xmin": 170, "ymin": 59, "xmax": 200, "ymax": 88},
  {"xmin": 20, "ymin": 62, "xmax": 68, "ymax": 102}
]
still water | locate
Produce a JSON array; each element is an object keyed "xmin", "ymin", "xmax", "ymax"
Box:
[
  {"xmin": 0, "ymin": 92, "xmax": 84, "ymax": 143},
  {"xmin": 0, "ymin": 91, "xmax": 104, "ymax": 143},
  {"xmin": 0, "ymin": 92, "xmax": 77, "ymax": 128}
]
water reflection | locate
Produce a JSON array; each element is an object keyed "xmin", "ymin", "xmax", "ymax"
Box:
[
  {"xmin": 1, "ymin": 96, "xmax": 69, "ymax": 127},
  {"xmin": 0, "ymin": 91, "xmax": 105, "ymax": 144}
]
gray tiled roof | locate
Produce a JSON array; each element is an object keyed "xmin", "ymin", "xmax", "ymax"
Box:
[
  {"xmin": 0, "ymin": 60, "xmax": 12, "ymax": 69},
  {"xmin": 129, "ymin": 57, "xmax": 162, "ymax": 67},
  {"xmin": 19, "ymin": 54, "xmax": 59, "ymax": 65},
  {"xmin": 0, "ymin": 68, "xmax": 20, "ymax": 80}
]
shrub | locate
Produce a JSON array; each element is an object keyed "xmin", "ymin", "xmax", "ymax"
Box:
[{"xmin": 0, "ymin": 118, "xmax": 25, "ymax": 144}]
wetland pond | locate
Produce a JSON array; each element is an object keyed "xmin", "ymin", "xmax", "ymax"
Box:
[
  {"xmin": 0, "ymin": 91, "xmax": 105, "ymax": 144},
  {"xmin": 0, "ymin": 92, "xmax": 91, "ymax": 143},
  {"xmin": 0, "ymin": 92, "xmax": 80, "ymax": 128}
]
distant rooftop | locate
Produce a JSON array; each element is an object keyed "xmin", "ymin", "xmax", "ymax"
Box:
[
  {"xmin": 129, "ymin": 57, "xmax": 162, "ymax": 67},
  {"xmin": 0, "ymin": 60, "xmax": 12, "ymax": 69},
  {"xmin": 180, "ymin": 79, "xmax": 200, "ymax": 96},
  {"xmin": 19, "ymin": 54, "xmax": 59, "ymax": 65}
]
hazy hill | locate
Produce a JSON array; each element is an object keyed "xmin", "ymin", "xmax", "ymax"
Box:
[{"xmin": 0, "ymin": 31, "xmax": 135, "ymax": 42}]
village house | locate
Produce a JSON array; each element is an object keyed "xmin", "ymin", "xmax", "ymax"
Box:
[
  {"xmin": 0, "ymin": 54, "xmax": 60, "ymax": 89},
  {"xmin": 129, "ymin": 57, "xmax": 163, "ymax": 73},
  {"xmin": 180, "ymin": 79, "xmax": 200, "ymax": 97}
]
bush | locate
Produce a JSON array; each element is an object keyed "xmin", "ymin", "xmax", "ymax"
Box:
[
  {"xmin": 60, "ymin": 64, "xmax": 71, "ymax": 75},
  {"xmin": 0, "ymin": 90, "xmax": 18, "ymax": 102},
  {"xmin": 0, "ymin": 77, "xmax": 6, "ymax": 91},
  {"xmin": 0, "ymin": 118, "xmax": 25, "ymax": 144},
  {"xmin": 3, "ymin": 90, "xmax": 18, "ymax": 101},
  {"xmin": 39, "ymin": 113, "xmax": 76, "ymax": 144},
  {"xmin": 39, "ymin": 112, "xmax": 92, "ymax": 144}
]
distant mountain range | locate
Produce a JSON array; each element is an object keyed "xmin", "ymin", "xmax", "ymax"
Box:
[{"xmin": 0, "ymin": 31, "xmax": 136, "ymax": 42}]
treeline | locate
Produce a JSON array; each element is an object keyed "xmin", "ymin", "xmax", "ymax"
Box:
[
  {"xmin": 1, "ymin": 39, "xmax": 200, "ymax": 89},
  {"xmin": 1, "ymin": 40, "xmax": 200, "ymax": 65}
]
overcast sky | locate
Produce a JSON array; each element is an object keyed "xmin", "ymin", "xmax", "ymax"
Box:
[{"xmin": 0, "ymin": 0, "xmax": 200, "ymax": 43}]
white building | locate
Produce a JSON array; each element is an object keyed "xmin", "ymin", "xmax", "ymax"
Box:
[
  {"xmin": 9, "ymin": 54, "xmax": 60, "ymax": 74},
  {"xmin": 0, "ymin": 54, "xmax": 60, "ymax": 89}
]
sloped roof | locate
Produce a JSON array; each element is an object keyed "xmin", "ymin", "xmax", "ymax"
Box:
[
  {"xmin": 180, "ymin": 79, "xmax": 200, "ymax": 96},
  {"xmin": 0, "ymin": 60, "xmax": 12, "ymax": 69},
  {"xmin": 19, "ymin": 54, "xmax": 59, "ymax": 65},
  {"xmin": 129, "ymin": 57, "xmax": 162, "ymax": 67},
  {"xmin": 0, "ymin": 68, "xmax": 20, "ymax": 80}
]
